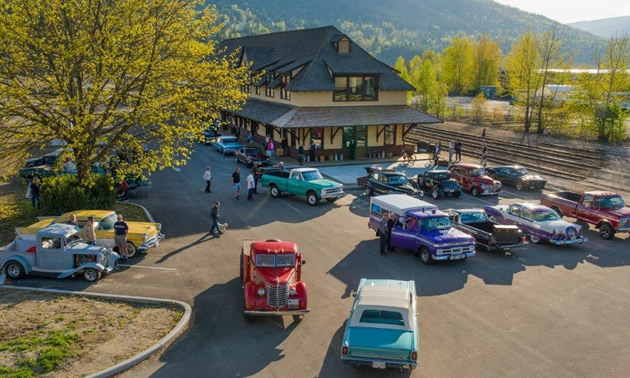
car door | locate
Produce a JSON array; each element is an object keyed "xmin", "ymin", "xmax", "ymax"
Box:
[
  {"xmin": 519, "ymin": 209, "xmax": 542, "ymax": 238},
  {"xmin": 36, "ymin": 237, "xmax": 71, "ymax": 271},
  {"xmin": 423, "ymin": 172, "xmax": 433, "ymax": 190},
  {"xmin": 287, "ymin": 171, "xmax": 304, "ymax": 194},
  {"xmin": 391, "ymin": 216, "xmax": 410, "ymax": 250},
  {"xmin": 575, "ymin": 194, "xmax": 596, "ymax": 223},
  {"xmin": 95, "ymin": 214, "xmax": 117, "ymax": 248},
  {"xmin": 368, "ymin": 172, "xmax": 380, "ymax": 193},
  {"xmin": 504, "ymin": 168, "xmax": 517, "ymax": 186},
  {"xmin": 459, "ymin": 169, "xmax": 472, "ymax": 190},
  {"xmin": 504, "ymin": 204, "xmax": 523, "ymax": 226}
]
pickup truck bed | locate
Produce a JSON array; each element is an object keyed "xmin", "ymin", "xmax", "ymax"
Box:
[{"xmin": 454, "ymin": 221, "xmax": 525, "ymax": 251}]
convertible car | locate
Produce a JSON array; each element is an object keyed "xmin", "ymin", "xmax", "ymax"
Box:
[
  {"xmin": 484, "ymin": 202, "xmax": 586, "ymax": 245},
  {"xmin": 486, "ymin": 166, "xmax": 546, "ymax": 191}
]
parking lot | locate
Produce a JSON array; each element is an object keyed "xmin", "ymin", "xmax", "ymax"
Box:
[{"xmin": 9, "ymin": 144, "xmax": 630, "ymax": 377}]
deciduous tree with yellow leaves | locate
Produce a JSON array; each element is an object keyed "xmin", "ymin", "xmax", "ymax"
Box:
[{"xmin": 0, "ymin": 0, "xmax": 250, "ymax": 187}]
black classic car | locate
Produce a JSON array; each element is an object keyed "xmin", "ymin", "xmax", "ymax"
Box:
[
  {"xmin": 235, "ymin": 147, "xmax": 271, "ymax": 167},
  {"xmin": 486, "ymin": 166, "xmax": 546, "ymax": 191},
  {"xmin": 202, "ymin": 127, "xmax": 222, "ymax": 144},
  {"xmin": 416, "ymin": 170, "xmax": 462, "ymax": 199},
  {"xmin": 448, "ymin": 208, "xmax": 527, "ymax": 251},
  {"xmin": 363, "ymin": 167, "xmax": 424, "ymax": 198}
]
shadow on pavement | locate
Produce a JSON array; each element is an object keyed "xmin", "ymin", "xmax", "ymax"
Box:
[{"xmin": 148, "ymin": 277, "xmax": 301, "ymax": 377}]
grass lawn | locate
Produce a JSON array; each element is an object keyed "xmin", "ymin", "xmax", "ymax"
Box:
[
  {"xmin": 113, "ymin": 202, "xmax": 150, "ymax": 222},
  {"xmin": 0, "ymin": 290, "xmax": 182, "ymax": 377}
]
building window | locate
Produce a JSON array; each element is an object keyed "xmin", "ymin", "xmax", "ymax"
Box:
[
  {"xmin": 280, "ymin": 74, "xmax": 291, "ymax": 100},
  {"xmin": 265, "ymin": 86, "xmax": 275, "ymax": 97},
  {"xmin": 311, "ymin": 127, "xmax": 323, "ymax": 149},
  {"xmin": 384, "ymin": 125, "xmax": 396, "ymax": 145},
  {"xmin": 333, "ymin": 76, "xmax": 378, "ymax": 101},
  {"xmin": 255, "ymin": 86, "xmax": 260, "ymax": 95},
  {"xmin": 338, "ymin": 39, "xmax": 350, "ymax": 53}
]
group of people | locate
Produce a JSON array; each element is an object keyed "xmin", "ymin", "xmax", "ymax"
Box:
[
  {"xmin": 432, "ymin": 139, "xmax": 488, "ymax": 167},
  {"xmin": 67, "ymin": 213, "xmax": 131, "ymax": 259}
]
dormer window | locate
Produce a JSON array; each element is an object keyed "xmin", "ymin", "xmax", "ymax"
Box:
[{"xmin": 335, "ymin": 37, "xmax": 351, "ymax": 54}]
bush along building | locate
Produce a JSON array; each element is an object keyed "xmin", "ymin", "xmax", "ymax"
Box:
[{"xmin": 219, "ymin": 26, "xmax": 441, "ymax": 161}]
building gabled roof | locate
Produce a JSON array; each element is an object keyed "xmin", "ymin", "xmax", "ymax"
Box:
[{"xmin": 220, "ymin": 26, "xmax": 414, "ymax": 92}]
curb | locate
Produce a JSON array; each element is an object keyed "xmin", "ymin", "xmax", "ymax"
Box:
[
  {"xmin": 118, "ymin": 201, "xmax": 155, "ymax": 222},
  {"xmin": 0, "ymin": 285, "xmax": 191, "ymax": 378}
]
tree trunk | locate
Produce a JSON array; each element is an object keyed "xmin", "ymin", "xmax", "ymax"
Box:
[{"xmin": 75, "ymin": 148, "xmax": 92, "ymax": 188}]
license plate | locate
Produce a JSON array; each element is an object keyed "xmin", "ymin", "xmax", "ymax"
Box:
[
  {"xmin": 450, "ymin": 254, "xmax": 463, "ymax": 260},
  {"xmin": 372, "ymin": 361, "xmax": 386, "ymax": 369},
  {"xmin": 288, "ymin": 299, "xmax": 299, "ymax": 308}
]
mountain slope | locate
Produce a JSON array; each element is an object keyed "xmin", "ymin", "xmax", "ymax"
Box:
[
  {"xmin": 209, "ymin": 0, "xmax": 603, "ymax": 64},
  {"xmin": 569, "ymin": 16, "xmax": 630, "ymax": 38}
]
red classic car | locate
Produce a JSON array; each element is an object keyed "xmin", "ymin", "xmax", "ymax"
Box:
[
  {"xmin": 449, "ymin": 163, "xmax": 502, "ymax": 196},
  {"xmin": 240, "ymin": 240, "xmax": 309, "ymax": 322}
]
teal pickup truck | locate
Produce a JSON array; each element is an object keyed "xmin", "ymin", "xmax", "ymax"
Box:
[{"xmin": 260, "ymin": 168, "xmax": 344, "ymax": 206}]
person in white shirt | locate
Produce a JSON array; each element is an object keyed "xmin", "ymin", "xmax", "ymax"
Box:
[
  {"xmin": 246, "ymin": 171, "xmax": 256, "ymax": 201},
  {"xmin": 203, "ymin": 166, "xmax": 212, "ymax": 193}
]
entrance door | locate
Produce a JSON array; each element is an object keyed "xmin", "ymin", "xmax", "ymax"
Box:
[
  {"xmin": 342, "ymin": 127, "xmax": 356, "ymax": 160},
  {"xmin": 355, "ymin": 126, "xmax": 367, "ymax": 158},
  {"xmin": 342, "ymin": 126, "xmax": 368, "ymax": 160}
]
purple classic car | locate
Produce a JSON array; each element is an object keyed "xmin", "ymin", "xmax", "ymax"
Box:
[
  {"xmin": 369, "ymin": 195, "xmax": 476, "ymax": 264},
  {"xmin": 484, "ymin": 203, "xmax": 587, "ymax": 245}
]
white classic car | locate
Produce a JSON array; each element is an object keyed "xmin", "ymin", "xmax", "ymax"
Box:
[{"xmin": 484, "ymin": 202, "xmax": 587, "ymax": 245}]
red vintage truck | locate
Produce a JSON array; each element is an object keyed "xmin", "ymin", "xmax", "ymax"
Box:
[
  {"xmin": 540, "ymin": 191, "xmax": 630, "ymax": 239},
  {"xmin": 240, "ymin": 239, "xmax": 309, "ymax": 322}
]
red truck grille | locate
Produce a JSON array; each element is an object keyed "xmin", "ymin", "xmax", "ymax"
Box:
[{"xmin": 266, "ymin": 283, "xmax": 288, "ymax": 307}]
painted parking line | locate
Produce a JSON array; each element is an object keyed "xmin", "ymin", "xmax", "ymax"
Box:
[
  {"xmin": 461, "ymin": 193, "xmax": 496, "ymax": 205},
  {"xmin": 117, "ymin": 264, "xmax": 177, "ymax": 272},
  {"xmin": 279, "ymin": 199, "xmax": 302, "ymax": 213}
]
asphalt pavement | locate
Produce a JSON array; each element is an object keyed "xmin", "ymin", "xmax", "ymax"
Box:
[{"xmin": 7, "ymin": 144, "xmax": 630, "ymax": 378}]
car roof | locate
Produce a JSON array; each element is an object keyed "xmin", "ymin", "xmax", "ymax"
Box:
[
  {"xmin": 291, "ymin": 168, "xmax": 319, "ymax": 173},
  {"xmin": 450, "ymin": 208, "xmax": 485, "ymax": 214},
  {"xmin": 371, "ymin": 194, "xmax": 437, "ymax": 214},
  {"xmin": 58, "ymin": 210, "xmax": 114, "ymax": 221},
  {"xmin": 584, "ymin": 191, "xmax": 619, "ymax": 196},
  {"xmin": 408, "ymin": 209, "xmax": 447, "ymax": 218},
  {"xmin": 37, "ymin": 223, "xmax": 80, "ymax": 238},
  {"xmin": 357, "ymin": 279, "xmax": 413, "ymax": 309},
  {"xmin": 451, "ymin": 163, "xmax": 481, "ymax": 169},
  {"xmin": 512, "ymin": 202, "xmax": 551, "ymax": 212},
  {"xmin": 251, "ymin": 240, "xmax": 297, "ymax": 254},
  {"xmin": 490, "ymin": 165, "xmax": 523, "ymax": 169},
  {"xmin": 426, "ymin": 169, "xmax": 450, "ymax": 174}
]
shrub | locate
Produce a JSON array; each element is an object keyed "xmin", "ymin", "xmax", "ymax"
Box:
[{"xmin": 40, "ymin": 175, "xmax": 115, "ymax": 215}]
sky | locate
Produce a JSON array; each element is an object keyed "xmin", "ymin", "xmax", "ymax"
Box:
[{"xmin": 493, "ymin": 0, "xmax": 630, "ymax": 24}]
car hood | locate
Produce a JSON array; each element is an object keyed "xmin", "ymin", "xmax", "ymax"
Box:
[
  {"xmin": 539, "ymin": 220, "xmax": 581, "ymax": 233},
  {"xmin": 127, "ymin": 221, "xmax": 160, "ymax": 236},
  {"xmin": 256, "ymin": 267, "xmax": 295, "ymax": 285},
  {"xmin": 307, "ymin": 179, "xmax": 342, "ymax": 188},
  {"xmin": 67, "ymin": 243, "xmax": 106, "ymax": 255},
  {"xmin": 420, "ymin": 228, "xmax": 474, "ymax": 245},
  {"xmin": 246, "ymin": 155, "xmax": 269, "ymax": 161},
  {"xmin": 604, "ymin": 207, "xmax": 630, "ymax": 218},
  {"xmin": 471, "ymin": 176, "xmax": 498, "ymax": 185},
  {"xmin": 439, "ymin": 179, "xmax": 460, "ymax": 188},
  {"xmin": 519, "ymin": 175, "xmax": 545, "ymax": 182}
]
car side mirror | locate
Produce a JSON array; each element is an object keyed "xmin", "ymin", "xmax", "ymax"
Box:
[{"xmin": 301, "ymin": 260, "xmax": 306, "ymax": 265}]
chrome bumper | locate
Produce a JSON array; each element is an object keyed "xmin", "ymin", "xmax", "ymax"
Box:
[
  {"xmin": 138, "ymin": 233, "xmax": 165, "ymax": 251},
  {"xmin": 550, "ymin": 237, "xmax": 587, "ymax": 245},
  {"xmin": 341, "ymin": 356, "xmax": 417, "ymax": 369},
  {"xmin": 244, "ymin": 309, "xmax": 310, "ymax": 316},
  {"xmin": 321, "ymin": 191, "xmax": 345, "ymax": 199},
  {"xmin": 433, "ymin": 251, "xmax": 476, "ymax": 260},
  {"xmin": 481, "ymin": 190, "xmax": 502, "ymax": 196}
]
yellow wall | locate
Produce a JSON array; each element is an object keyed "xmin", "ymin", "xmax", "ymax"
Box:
[
  {"xmin": 245, "ymin": 87, "xmax": 407, "ymax": 107},
  {"xmin": 323, "ymin": 127, "xmax": 343, "ymax": 149},
  {"xmin": 367, "ymin": 126, "xmax": 385, "ymax": 147},
  {"xmin": 396, "ymin": 124, "xmax": 404, "ymax": 145}
]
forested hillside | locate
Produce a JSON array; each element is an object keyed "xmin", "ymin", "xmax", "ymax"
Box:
[
  {"xmin": 208, "ymin": 0, "xmax": 603, "ymax": 64},
  {"xmin": 570, "ymin": 16, "xmax": 630, "ymax": 38}
]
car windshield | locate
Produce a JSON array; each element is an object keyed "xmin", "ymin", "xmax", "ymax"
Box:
[
  {"xmin": 66, "ymin": 233, "xmax": 82, "ymax": 246},
  {"xmin": 255, "ymin": 254, "xmax": 296, "ymax": 267},
  {"xmin": 434, "ymin": 173, "xmax": 451, "ymax": 180},
  {"xmin": 514, "ymin": 167, "xmax": 529, "ymax": 176},
  {"xmin": 302, "ymin": 170, "xmax": 323, "ymax": 181},
  {"xmin": 460, "ymin": 212, "xmax": 488, "ymax": 223},
  {"xmin": 221, "ymin": 137, "xmax": 236, "ymax": 143},
  {"xmin": 388, "ymin": 175, "xmax": 408, "ymax": 185},
  {"xmin": 244, "ymin": 148, "xmax": 260, "ymax": 155},
  {"xmin": 359, "ymin": 309, "xmax": 405, "ymax": 326},
  {"xmin": 470, "ymin": 168, "xmax": 486, "ymax": 176},
  {"xmin": 420, "ymin": 216, "xmax": 451, "ymax": 231},
  {"xmin": 533, "ymin": 210, "xmax": 561, "ymax": 222},
  {"xmin": 596, "ymin": 195, "xmax": 625, "ymax": 208},
  {"xmin": 99, "ymin": 214, "xmax": 116, "ymax": 230}
]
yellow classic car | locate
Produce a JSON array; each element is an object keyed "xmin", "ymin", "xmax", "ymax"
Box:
[{"xmin": 16, "ymin": 210, "xmax": 164, "ymax": 258}]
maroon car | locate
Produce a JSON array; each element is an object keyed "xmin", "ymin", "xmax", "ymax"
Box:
[
  {"xmin": 449, "ymin": 163, "xmax": 502, "ymax": 196},
  {"xmin": 235, "ymin": 147, "xmax": 271, "ymax": 167}
]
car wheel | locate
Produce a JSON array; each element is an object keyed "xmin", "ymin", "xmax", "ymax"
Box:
[
  {"xmin": 83, "ymin": 268, "xmax": 101, "ymax": 282},
  {"xmin": 270, "ymin": 184, "xmax": 280, "ymax": 198},
  {"xmin": 471, "ymin": 187, "xmax": 479, "ymax": 196},
  {"xmin": 488, "ymin": 216, "xmax": 497, "ymax": 223},
  {"xmin": 516, "ymin": 181, "xmax": 524, "ymax": 191},
  {"xmin": 126, "ymin": 242, "xmax": 137, "ymax": 259},
  {"xmin": 365, "ymin": 185, "xmax": 374, "ymax": 196},
  {"xmin": 600, "ymin": 223, "xmax": 614, "ymax": 240},
  {"xmin": 529, "ymin": 235, "xmax": 540, "ymax": 244},
  {"xmin": 419, "ymin": 247, "xmax": 433, "ymax": 264},
  {"xmin": 306, "ymin": 192, "xmax": 319, "ymax": 206},
  {"xmin": 293, "ymin": 314, "xmax": 304, "ymax": 323},
  {"xmin": 431, "ymin": 187, "xmax": 439, "ymax": 200},
  {"xmin": 5, "ymin": 261, "xmax": 25, "ymax": 280},
  {"xmin": 453, "ymin": 191, "xmax": 461, "ymax": 198}
]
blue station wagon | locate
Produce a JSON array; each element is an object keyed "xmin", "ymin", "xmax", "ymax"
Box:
[
  {"xmin": 212, "ymin": 136, "xmax": 243, "ymax": 155},
  {"xmin": 341, "ymin": 279, "xmax": 419, "ymax": 370}
]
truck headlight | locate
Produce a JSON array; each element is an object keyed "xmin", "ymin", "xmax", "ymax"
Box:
[
  {"xmin": 257, "ymin": 288, "xmax": 265, "ymax": 296},
  {"xmin": 289, "ymin": 287, "xmax": 297, "ymax": 296},
  {"xmin": 481, "ymin": 184, "xmax": 490, "ymax": 190}
]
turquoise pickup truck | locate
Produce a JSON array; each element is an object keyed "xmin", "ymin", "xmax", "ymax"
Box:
[{"xmin": 260, "ymin": 168, "xmax": 344, "ymax": 206}]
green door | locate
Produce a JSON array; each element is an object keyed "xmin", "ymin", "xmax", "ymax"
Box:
[
  {"xmin": 343, "ymin": 127, "xmax": 356, "ymax": 160},
  {"xmin": 355, "ymin": 126, "xmax": 367, "ymax": 158}
]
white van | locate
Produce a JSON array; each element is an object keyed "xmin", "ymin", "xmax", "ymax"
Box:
[{"xmin": 368, "ymin": 194, "xmax": 437, "ymax": 232}]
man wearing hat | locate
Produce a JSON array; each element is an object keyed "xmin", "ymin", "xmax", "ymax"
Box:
[{"xmin": 81, "ymin": 216, "xmax": 96, "ymax": 245}]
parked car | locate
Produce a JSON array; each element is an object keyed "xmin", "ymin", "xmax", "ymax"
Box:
[
  {"xmin": 416, "ymin": 170, "xmax": 462, "ymax": 199},
  {"xmin": 212, "ymin": 136, "xmax": 243, "ymax": 155},
  {"xmin": 235, "ymin": 147, "xmax": 270, "ymax": 167},
  {"xmin": 484, "ymin": 202, "xmax": 586, "ymax": 245},
  {"xmin": 340, "ymin": 278, "xmax": 418, "ymax": 370},
  {"xmin": 540, "ymin": 190, "xmax": 630, "ymax": 240},
  {"xmin": 1, "ymin": 224, "xmax": 119, "ymax": 282},
  {"xmin": 363, "ymin": 167, "xmax": 423, "ymax": 198},
  {"xmin": 368, "ymin": 195, "xmax": 475, "ymax": 264},
  {"xmin": 261, "ymin": 168, "xmax": 344, "ymax": 206},
  {"xmin": 17, "ymin": 210, "xmax": 164, "ymax": 258},
  {"xmin": 240, "ymin": 240, "xmax": 309, "ymax": 322},
  {"xmin": 486, "ymin": 166, "xmax": 546, "ymax": 191},
  {"xmin": 201, "ymin": 127, "xmax": 221, "ymax": 144},
  {"xmin": 448, "ymin": 208, "xmax": 527, "ymax": 251},
  {"xmin": 449, "ymin": 163, "xmax": 502, "ymax": 196}
]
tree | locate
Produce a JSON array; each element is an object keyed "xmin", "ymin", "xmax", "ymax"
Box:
[
  {"xmin": 533, "ymin": 29, "xmax": 564, "ymax": 133},
  {"xmin": 472, "ymin": 35, "xmax": 502, "ymax": 91},
  {"xmin": 394, "ymin": 56, "xmax": 412, "ymax": 102},
  {"xmin": 0, "ymin": 0, "xmax": 250, "ymax": 187},
  {"xmin": 505, "ymin": 31, "xmax": 541, "ymax": 132},
  {"xmin": 442, "ymin": 36, "xmax": 474, "ymax": 95},
  {"xmin": 471, "ymin": 93, "xmax": 488, "ymax": 125},
  {"xmin": 415, "ymin": 60, "xmax": 437, "ymax": 112},
  {"xmin": 430, "ymin": 81, "xmax": 448, "ymax": 119}
]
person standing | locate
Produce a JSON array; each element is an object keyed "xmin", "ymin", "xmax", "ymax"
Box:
[
  {"xmin": 298, "ymin": 145, "xmax": 305, "ymax": 165},
  {"xmin": 482, "ymin": 127, "xmax": 486, "ymax": 138},
  {"xmin": 68, "ymin": 214, "xmax": 79, "ymax": 227},
  {"xmin": 448, "ymin": 140, "xmax": 454, "ymax": 165},
  {"xmin": 210, "ymin": 201, "xmax": 222, "ymax": 234},
  {"xmin": 232, "ymin": 167, "xmax": 241, "ymax": 200},
  {"xmin": 387, "ymin": 213, "xmax": 396, "ymax": 253},
  {"xmin": 246, "ymin": 171, "xmax": 256, "ymax": 201},
  {"xmin": 203, "ymin": 166, "xmax": 212, "ymax": 193},
  {"xmin": 481, "ymin": 143, "xmax": 488, "ymax": 167},
  {"xmin": 247, "ymin": 133, "xmax": 254, "ymax": 144},
  {"xmin": 379, "ymin": 214, "xmax": 389, "ymax": 256},
  {"xmin": 281, "ymin": 136, "xmax": 288, "ymax": 157},
  {"xmin": 433, "ymin": 142, "xmax": 441, "ymax": 167},
  {"xmin": 252, "ymin": 163, "xmax": 261, "ymax": 194},
  {"xmin": 117, "ymin": 179, "xmax": 129, "ymax": 201},
  {"xmin": 235, "ymin": 125, "xmax": 240, "ymax": 140},
  {"xmin": 455, "ymin": 140, "xmax": 462, "ymax": 161},
  {"xmin": 268, "ymin": 139, "xmax": 275, "ymax": 159},
  {"xmin": 114, "ymin": 215, "xmax": 129, "ymax": 259},
  {"xmin": 30, "ymin": 176, "xmax": 41, "ymax": 209},
  {"xmin": 81, "ymin": 216, "xmax": 96, "ymax": 245},
  {"xmin": 309, "ymin": 140, "xmax": 316, "ymax": 162}
]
